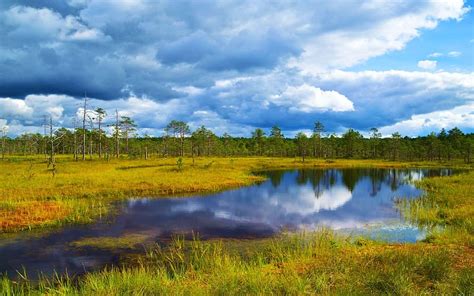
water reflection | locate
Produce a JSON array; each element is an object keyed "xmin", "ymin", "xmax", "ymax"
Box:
[
  {"xmin": 0, "ymin": 168, "xmax": 456, "ymax": 279},
  {"xmin": 161, "ymin": 168, "xmax": 431, "ymax": 234}
]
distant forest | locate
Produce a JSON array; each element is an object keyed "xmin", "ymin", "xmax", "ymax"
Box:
[{"xmin": 1, "ymin": 110, "xmax": 473, "ymax": 162}]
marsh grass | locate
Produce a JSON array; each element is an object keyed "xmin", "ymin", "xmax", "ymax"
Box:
[
  {"xmin": 0, "ymin": 156, "xmax": 473, "ymax": 294},
  {"xmin": 397, "ymin": 170, "xmax": 474, "ymax": 246},
  {"xmin": 2, "ymin": 231, "xmax": 472, "ymax": 295}
]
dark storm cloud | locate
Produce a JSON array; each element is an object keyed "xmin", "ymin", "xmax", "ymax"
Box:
[{"xmin": 0, "ymin": 0, "xmax": 472, "ymax": 136}]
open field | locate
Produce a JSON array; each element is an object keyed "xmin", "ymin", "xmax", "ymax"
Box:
[{"xmin": 0, "ymin": 156, "xmax": 473, "ymax": 294}]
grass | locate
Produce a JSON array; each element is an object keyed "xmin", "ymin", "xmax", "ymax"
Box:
[
  {"xmin": 0, "ymin": 156, "xmax": 473, "ymax": 294},
  {"xmin": 70, "ymin": 233, "xmax": 152, "ymax": 250},
  {"xmin": 1, "ymin": 231, "xmax": 473, "ymax": 295},
  {"xmin": 397, "ymin": 169, "xmax": 474, "ymax": 246}
]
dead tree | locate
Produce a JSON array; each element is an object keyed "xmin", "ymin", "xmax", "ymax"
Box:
[
  {"xmin": 73, "ymin": 117, "xmax": 78, "ymax": 161},
  {"xmin": 82, "ymin": 95, "xmax": 88, "ymax": 161},
  {"xmin": 95, "ymin": 108, "xmax": 106, "ymax": 159},
  {"xmin": 115, "ymin": 109, "xmax": 120, "ymax": 158}
]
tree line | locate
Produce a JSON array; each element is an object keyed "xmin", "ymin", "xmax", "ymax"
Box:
[{"xmin": 1, "ymin": 110, "xmax": 473, "ymax": 163}]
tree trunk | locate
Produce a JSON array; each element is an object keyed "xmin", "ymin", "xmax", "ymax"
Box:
[
  {"xmin": 98, "ymin": 119, "xmax": 102, "ymax": 159},
  {"xmin": 82, "ymin": 96, "xmax": 87, "ymax": 160},
  {"xmin": 115, "ymin": 109, "xmax": 120, "ymax": 158}
]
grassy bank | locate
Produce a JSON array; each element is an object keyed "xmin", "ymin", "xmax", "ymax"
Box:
[
  {"xmin": 2, "ymin": 156, "xmax": 468, "ymax": 233},
  {"xmin": 0, "ymin": 156, "xmax": 473, "ymax": 294},
  {"xmin": 1, "ymin": 230, "xmax": 472, "ymax": 295}
]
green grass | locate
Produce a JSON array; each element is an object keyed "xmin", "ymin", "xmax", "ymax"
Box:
[
  {"xmin": 398, "ymin": 169, "xmax": 474, "ymax": 246},
  {"xmin": 1, "ymin": 232, "xmax": 472, "ymax": 295}
]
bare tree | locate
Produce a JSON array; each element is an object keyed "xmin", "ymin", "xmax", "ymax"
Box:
[
  {"xmin": 88, "ymin": 117, "xmax": 94, "ymax": 160},
  {"xmin": 313, "ymin": 121, "xmax": 324, "ymax": 158},
  {"xmin": 95, "ymin": 108, "xmax": 107, "ymax": 159},
  {"xmin": 120, "ymin": 116, "xmax": 137, "ymax": 155},
  {"xmin": 82, "ymin": 95, "xmax": 88, "ymax": 160},
  {"xmin": 73, "ymin": 117, "xmax": 78, "ymax": 161},
  {"xmin": 45, "ymin": 116, "xmax": 66, "ymax": 176},
  {"xmin": 369, "ymin": 127, "xmax": 382, "ymax": 159},
  {"xmin": 115, "ymin": 109, "xmax": 120, "ymax": 158},
  {"xmin": 43, "ymin": 115, "xmax": 48, "ymax": 158}
]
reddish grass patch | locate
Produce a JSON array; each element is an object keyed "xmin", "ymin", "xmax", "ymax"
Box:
[{"xmin": 0, "ymin": 201, "xmax": 70, "ymax": 232}]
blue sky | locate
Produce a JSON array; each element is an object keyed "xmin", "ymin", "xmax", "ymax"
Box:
[
  {"xmin": 350, "ymin": 1, "xmax": 474, "ymax": 72},
  {"xmin": 0, "ymin": 0, "xmax": 473, "ymax": 137}
]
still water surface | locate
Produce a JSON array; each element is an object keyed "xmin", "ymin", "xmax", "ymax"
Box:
[{"xmin": 0, "ymin": 168, "xmax": 455, "ymax": 278}]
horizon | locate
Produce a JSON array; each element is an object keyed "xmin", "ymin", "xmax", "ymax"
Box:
[{"xmin": 0, "ymin": 0, "xmax": 473, "ymax": 138}]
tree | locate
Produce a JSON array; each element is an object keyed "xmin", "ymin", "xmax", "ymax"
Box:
[
  {"xmin": 313, "ymin": 121, "xmax": 324, "ymax": 158},
  {"xmin": 72, "ymin": 117, "xmax": 78, "ymax": 161},
  {"xmin": 192, "ymin": 126, "xmax": 206, "ymax": 157},
  {"xmin": 447, "ymin": 127, "xmax": 464, "ymax": 159},
  {"xmin": 426, "ymin": 132, "xmax": 439, "ymax": 161},
  {"xmin": 114, "ymin": 110, "xmax": 120, "ymax": 158},
  {"xmin": 269, "ymin": 125, "xmax": 284, "ymax": 156},
  {"xmin": 295, "ymin": 132, "xmax": 309, "ymax": 162},
  {"xmin": 120, "ymin": 116, "xmax": 137, "ymax": 155},
  {"xmin": 222, "ymin": 133, "xmax": 232, "ymax": 156},
  {"xmin": 81, "ymin": 96, "xmax": 88, "ymax": 160},
  {"xmin": 437, "ymin": 128, "xmax": 448, "ymax": 161},
  {"xmin": 391, "ymin": 132, "xmax": 401, "ymax": 161},
  {"xmin": 369, "ymin": 127, "xmax": 381, "ymax": 159},
  {"xmin": 165, "ymin": 120, "xmax": 190, "ymax": 156},
  {"xmin": 342, "ymin": 128, "xmax": 362, "ymax": 158},
  {"xmin": 143, "ymin": 133, "xmax": 151, "ymax": 160},
  {"xmin": 95, "ymin": 108, "xmax": 107, "ymax": 159},
  {"xmin": 252, "ymin": 128, "xmax": 266, "ymax": 156},
  {"xmin": 45, "ymin": 116, "xmax": 67, "ymax": 176}
]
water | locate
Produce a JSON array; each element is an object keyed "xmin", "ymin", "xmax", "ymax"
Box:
[{"xmin": 0, "ymin": 168, "xmax": 456, "ymax": 279}]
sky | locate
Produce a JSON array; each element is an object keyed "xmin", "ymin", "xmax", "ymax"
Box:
[{"xmin": 0, "ymin": 0, "xmax": 473, "ymax": 138}]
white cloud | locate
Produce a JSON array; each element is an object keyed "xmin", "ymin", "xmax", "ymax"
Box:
[
  {"xmin": 428, "ymin": 52, "xmax": 443, "ymax": 58},
  {"xmin": 269, "ymin": 84, "xmax": 354, "ymax": 113},
  {"xmin": 447, "ymin": 51, "xmax": 462, "ymax": 57},
  {"xmin": 290, "ymin": 0, "xmax": 468, "ymax": 72},
  {"xmin": 3, "ymin": 6, "xmax": 108, "ymax": 42},
  {"xmin": 0, "ymin": 98, "xmax": 34, "ymax": 118},
  {"xmin": 0, "ymin": 1, "xmax": 472, "ymax": 137},
  {"xmin": 173, "ymin": 86, "xmax": 205, "ymax": 96},
  {"xmin": 379, "ymin": 103, "xmax": 474, "ymax": 136},
  {"xmin": 417, "ymin": 60, "xmax": 437, "ymax": 70},
  {"xmin": 275, "ymin": 186, "xmax": 352, "ymax": 215}
]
